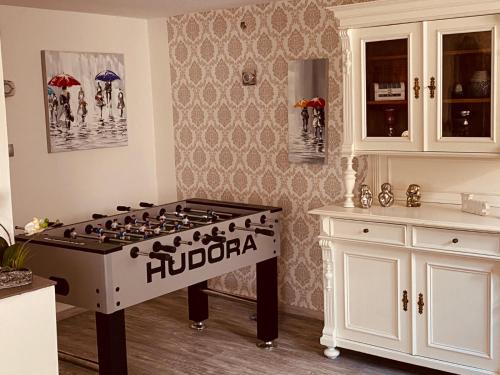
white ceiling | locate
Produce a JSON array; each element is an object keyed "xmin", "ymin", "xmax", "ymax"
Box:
[{"xmin": 0, "ymin": 0, "xmax": 280, "ymax": 18}]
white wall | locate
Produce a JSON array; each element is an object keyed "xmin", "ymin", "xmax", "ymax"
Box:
[
  {"xmin": 147, "ymin": 18, "xmax": 177, "ymax": 203},
  {"xmin": 0, "ymin": 5, "xmax": 174, "ymax": 226}
]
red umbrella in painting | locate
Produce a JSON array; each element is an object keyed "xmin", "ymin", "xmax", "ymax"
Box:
[
  {"xmin": 47, "ymin": 73, "xmax": 81, "ymax": 87},
  {"xmin": 307, "ymin": 97, "xmax": 326, "ymax": 108}
]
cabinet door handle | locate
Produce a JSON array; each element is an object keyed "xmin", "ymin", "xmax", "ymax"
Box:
[
  {"xmin": 402, "ymin": 290, "xmax": 409, "ymax": 312},
  {"xmin": 418, "ymin": 293, "xmax": 425, "ymax": 314},
  {"xmin": 427, "ymin": 77, "xmax": 436, "ymax": 99},
  {"xmin": 413, "ymin": 78, "xmax": 420, "ymax": 99},
  {"xmin": 452, "ymin": 238, "xmax": 459, "ymax": 244},
  {"xmin": 363, "ymin": 228, "xmax": 369, "ymax": 233}
]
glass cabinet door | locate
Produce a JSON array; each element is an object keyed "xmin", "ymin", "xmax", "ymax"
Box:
[
  {"xmin": 365, "ymin": 39, "xmax": 408, "ymax": 138},
  {"xmin": 353, "ymin": 23, "xmax": 423, "ymax": 152},
  {"xmin": 427, "ymin": 15, "xmax": 499, "ymax": 152}
]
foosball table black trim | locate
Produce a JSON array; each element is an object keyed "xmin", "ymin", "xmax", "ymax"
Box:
[{"xmin": 17, "ymin": 198, "xmax": 282, "ymax": 375}]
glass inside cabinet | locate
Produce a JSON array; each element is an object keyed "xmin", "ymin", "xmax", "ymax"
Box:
[
  {"xmin": 365, "ymin": 38, "xmax": 409, "ymax": 138},
  {"xmin": 441, "ymin": 31, "xmax": 492, "ymax": 138}
]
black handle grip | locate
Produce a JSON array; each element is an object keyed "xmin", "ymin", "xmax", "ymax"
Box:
[
  {"xmin": 255, "ymin": 228, "xmax": 274, "ymax": 236},
  {"xmin": 92, "ymin": 213, "xmax": 107, "ymax": 219},
  {"xmin": 152, "ymin": 241, "xmax": 177, "ymax": 253},
  {"xmin": 174, "ymin": 236, "xmax": 193, "ymax": 247},
  {"xmin": 140, "ymin": 202, "xmax": 155, "ymax": 208},
  {"xmin": 117, "ymin": 206, "xmax": 131, "ymax": 212},
  {"xmin": 149, "ymin": 252, "xmax": 172, "ymax": 262},
  {"xmin": 49, "ymin": 221, "xmax": 63, "ymax": 228},
  {"xmin": 202, "ymin": 235, "xmax": 226, "ymax": 245}
]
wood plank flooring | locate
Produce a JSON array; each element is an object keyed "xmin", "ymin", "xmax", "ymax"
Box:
[{"xmin": 58, "ymin": 291, "xmax": 447, "ymax": 375}]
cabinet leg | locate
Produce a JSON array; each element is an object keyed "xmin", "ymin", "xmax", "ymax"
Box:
[
  {"xmin": 256, "ymin": 257, "xmax": 278, "ymax": 348},
  {"xmin": 188, "ymin": 280, "xmax": 208, "ymax": 330},
  {"xmin": 324, "ymin": 347, "xmax": 340, "ymax": 359},
  {"xmin": 95, "ymin": 310, "xmax": 128, "ymax": 375}
]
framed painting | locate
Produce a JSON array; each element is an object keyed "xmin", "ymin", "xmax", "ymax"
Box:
[
  {"xmin": 42, "ymin": 50, "xmax": 127, "ymax": 153},
  {"xmin": 288, "ymin": 58, "xmax": 328, "ymax": 163}
]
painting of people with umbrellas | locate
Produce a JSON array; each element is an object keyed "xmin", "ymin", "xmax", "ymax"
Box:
[
  {"xmin": 42, "ymin": 50, "xmax": 127, "ymax": 153},
  {"xmin": 288, "ymin": 58, "xmax": 328, "ymax": 163}
]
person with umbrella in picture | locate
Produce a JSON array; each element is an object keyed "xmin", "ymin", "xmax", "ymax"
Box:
[
  {"xmin": 48, "ymin": 73, "xmax": 80, "ymax": 128},
  {"xmin": 294, "ymin": 99, "xmax": 310, "ymax": 132},
  {"xmin": 59, "ymin": 86, "xmax": 75, "ymax": 128},
  {"xmin": 105, "ymin": 81, "xmax": 112, "ymax": 105},
  {"xmin": 95, "ymin": 82, "xmax": 105, "ymax": 120},
  {"xmin": 77, "ymin": 87, "xmax": 88, "ymax": 123},
  {"xmin": 117, "ymin": 88, "xmax": 125, "ymax": 118},
  {"xmin": 308, "ymin": 97, "xmax": 326, "ymax": 140},
  {"xmin": 95, "ymin": 70, "xmax": 121, "ymax": 120},
  {"xmin": 48, "ymin": 90, "xmax": 58, "ymax": 123}
]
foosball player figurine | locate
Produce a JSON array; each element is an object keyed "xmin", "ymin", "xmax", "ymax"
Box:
[
  {"xmin": 111, "ymin": 219, "xmax": 119, "ymax": 230},
  {"xmin": 117, "ymin": 228, "xmax": 127, "ymax": 240},
  {"xmin": 96, "ymin": 224, "xmax": 105, "ymax": 236},
  {"xmin": 182, "ymin": 216, "xmax": 190, "ymax": 226},
  {"xmin": 70, "ymin": 228, "xmax": 78, "ymax": 239}
]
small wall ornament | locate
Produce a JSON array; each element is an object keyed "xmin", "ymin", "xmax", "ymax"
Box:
[
  {"xmin": 359, "ymin": 184, "xmax": 373, "ymax": 209},
  {"xmin": 406, "ymin": 184, "xmax": 421, "ymax": 207},
  {"xmin": 378, "ymin": 183, "xmax": 394, "ymax": 207}
]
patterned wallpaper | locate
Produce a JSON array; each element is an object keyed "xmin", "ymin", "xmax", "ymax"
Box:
[{"xmin": 167, "ymin": 0, "xmax": 368, "ymax": 313}]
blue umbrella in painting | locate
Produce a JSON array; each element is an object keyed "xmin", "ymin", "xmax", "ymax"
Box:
[
  {"xmin": 95, "ymin": 70, "xmax": 121, "ymax": 82},
  {"xmin": 95, "ymin": 70, "xmax": 121, "ymax": 119}
]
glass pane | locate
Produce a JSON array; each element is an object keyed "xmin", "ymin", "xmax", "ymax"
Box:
[
  {"xmin": 365, "ymin": 39, "xmax": 409, "ymax": 137},
  {"xmin": 442, "ymin": 31, "xmax": 491, "ymax": 137}
]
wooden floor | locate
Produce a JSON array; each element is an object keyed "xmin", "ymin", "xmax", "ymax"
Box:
[{"xmin": 58, "ymin": 291, "xmax": 448, "ymax": 375}]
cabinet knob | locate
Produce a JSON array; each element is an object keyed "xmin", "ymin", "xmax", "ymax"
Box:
[
  {"xmin": 452, "ymin": 238, "xmax": 459, "ymax": 244},
  {"xmin": 363, "ymin": 228, "xmax": 369, "ymax": 233}
]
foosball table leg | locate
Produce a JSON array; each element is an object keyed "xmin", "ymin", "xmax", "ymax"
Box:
[
  {"xmin": 95, "ymin": 310, "xmax": 128, "ymax": 375},
  {"xmin": 188, "ymin": 280, "xmax": 209, "ymax": 330},
  {"xmin": 256, "ymin": 257, "xmax": 278, "ymax": 349}
]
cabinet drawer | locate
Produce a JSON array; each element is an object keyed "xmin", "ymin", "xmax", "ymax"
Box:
[
  {"xmin": 332, "ymin": 219, "xmax": 406, "ymax": 246},
  {"xmin": 412, "ymin": 226, "xmax": 500, "ymax": 256}
]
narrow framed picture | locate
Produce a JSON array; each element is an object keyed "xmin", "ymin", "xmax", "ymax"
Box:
[{"xmin": 288, "ymin": 58, "xmax": 328, "ymax": 163}]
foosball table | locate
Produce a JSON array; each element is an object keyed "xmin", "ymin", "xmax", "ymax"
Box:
[{"xmin": 15, "ymin": 198, "xmax": 282, "ymax": 375}]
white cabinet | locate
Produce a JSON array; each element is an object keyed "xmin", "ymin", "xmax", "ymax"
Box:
[
  {"xmin": 335, "ymin": 242, "xmax": 411, "ymax": 353},
  {"xmin": 415, "ymin": 253, "xmax": 500, "ymax": 371},
  {"xmin": 311, "ymin": 204, "xmax": 500, "ymax": 375},
  {"xmin": 331, "ymin": 0, "xmax": 500, "ymax": 207}
]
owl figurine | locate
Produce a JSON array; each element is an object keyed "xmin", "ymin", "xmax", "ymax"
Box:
[
  {"xmin": 359, "ymin": 184, "xmax": 373, "ymax": 209},
  {"xmin": 406, "ymin": 184, "xmax": 421, "ymax": 207},
  {"xmin": 378, "ymin": 183, "xmax": 395, "ymax": 207}
]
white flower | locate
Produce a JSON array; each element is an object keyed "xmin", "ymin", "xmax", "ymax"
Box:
[{"xmin": 24, "ymin": 217, "xmax": 44, "ymax": 236}]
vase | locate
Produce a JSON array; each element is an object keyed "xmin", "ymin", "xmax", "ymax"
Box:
[
  {"xmin": 469, "ymin": 70, "xmax": 491, "ymax": 98},
  {"xmin": 383, "ymin": 108, "xmax": 396, "ymax": 137}
]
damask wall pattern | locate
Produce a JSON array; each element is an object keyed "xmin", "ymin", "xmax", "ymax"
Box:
[{"xmin": 167, "ymin": 0, "xmax": 368, "ymax": 313}]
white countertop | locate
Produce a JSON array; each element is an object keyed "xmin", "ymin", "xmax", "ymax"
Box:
[{"xmin": 309, "ymin": 203, "xmax": 500, "ymax": 233}]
